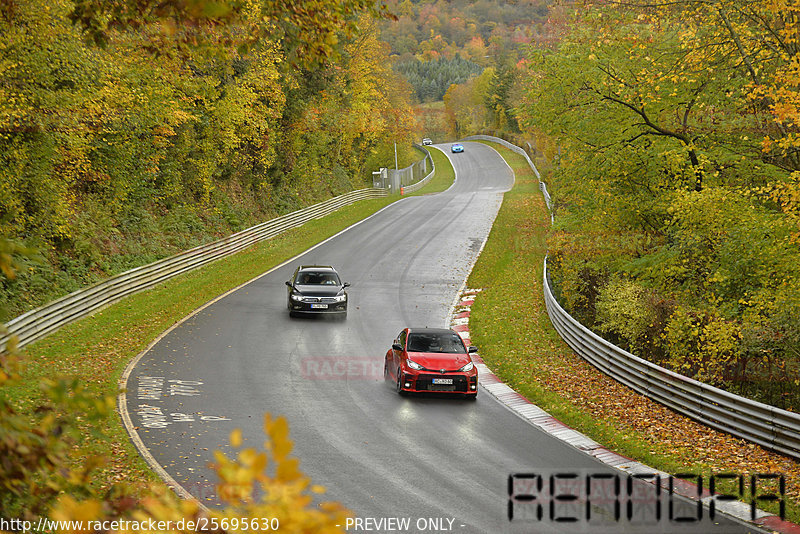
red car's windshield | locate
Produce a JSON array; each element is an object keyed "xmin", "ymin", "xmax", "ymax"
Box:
[{"xmin": 407, "ymin": 332, "xmax": 466, "ymax": 354}]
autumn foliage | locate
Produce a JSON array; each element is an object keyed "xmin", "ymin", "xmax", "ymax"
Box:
[
  {"xmin": 519, "ymin": 0, "xmax": 800, "ymax": 408},
  {"xmin": 0, "ymin": 0, "xmax": 414, "ymax": 320}
]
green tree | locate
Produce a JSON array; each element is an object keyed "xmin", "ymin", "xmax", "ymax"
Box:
[{"xmin": 443, "ymin": 67, "xmax": 493, "ymax": 137}]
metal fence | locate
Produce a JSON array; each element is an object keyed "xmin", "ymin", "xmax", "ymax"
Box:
[
  {"xmin": 474, "ymin": 134, "xmax": 800, "ymax": 460},
  {"xmin": 1, "ymin": 188, "xmax": 388, "ymax": 351},
  {"xmin": 399, "ymin": 145, "xmax": 436, "ymax": 194},
  {"xmin": 387, "ymin": 145, "xmax": 434, "ymax": 193}
]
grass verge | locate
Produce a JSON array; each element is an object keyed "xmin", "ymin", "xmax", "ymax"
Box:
[
  {"xmin": 406, "ymin": 147, "xmax": 455, "ymax": 196},
  {"xmin": 5, "ymin": 160, "xmax": 459, "ymax": 507},
  {"xmin": 466, "ymin": 142, "xmax": 800, "ymax": 523},
  {"xmin": 7, "ymin": 196, "xmax": 385, "ymax": 496}
]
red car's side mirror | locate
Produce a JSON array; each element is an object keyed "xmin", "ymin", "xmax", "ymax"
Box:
[
  {"xmin": 392, "ymin": 343, "xmax": 403, "ymax": 351},
  {"xmin": 468, "ymin": 346, "xmax": 478, "ymax": 353}
]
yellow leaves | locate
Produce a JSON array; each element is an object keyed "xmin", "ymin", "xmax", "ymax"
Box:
[
  {"xmin": 276, "ymin": 457, "xmax": 302, "ymax": 482},
  {"xmin": 264, "ymin": 413, "xmax": 292, "ymax": 460},
  {"xmin": 229, "ymin": 428, "xmax": 242, "ymax": 448},
  {"xmin": 239, "ymin": 447, "xmax": 267, "ymax": 472},
  {"xmin": 137, "ymin": 494, "xmax": 202, "ymax": 523},
  {"xmin": 771, "ymin": 99, "xmax": 800, "ymax": 124},
  {"xmin": 212, "ymin": 449, "xmax": 229, "ymax": 466},
  {"xmin": 170, "ymin": 413, "xmax": 349, "ymax": 526},
  {"xmin": 51, "ymin": 496, "xmax": 104, "ymax": 522},
  {"xmin": 751, "ymin": 174, "xmax": 800, "ymax": 220}
]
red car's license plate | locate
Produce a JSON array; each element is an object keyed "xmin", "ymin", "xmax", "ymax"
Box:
[{"xmin": 432, "ymin": 378, "xmax": 453, "ymax": 385}]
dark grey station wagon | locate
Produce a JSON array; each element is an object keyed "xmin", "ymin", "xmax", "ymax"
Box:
[{"xmin": 285, "ymin": 265, "xmax": 349, "ymax": 318}]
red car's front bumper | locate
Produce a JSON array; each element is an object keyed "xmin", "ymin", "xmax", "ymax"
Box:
[{"xmin": 397, "ymin": 367, "xmax": 478, "ymax": 396}]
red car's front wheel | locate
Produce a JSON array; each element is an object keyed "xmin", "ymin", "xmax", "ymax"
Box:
[{"xmin": 396, "ymin": 368, "xmax": 406, "ymax": 396}]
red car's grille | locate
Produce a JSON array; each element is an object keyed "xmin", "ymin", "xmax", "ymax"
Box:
[{"xmin": 415, "ymin": 374, "xmax": 469, "ymax": 392}]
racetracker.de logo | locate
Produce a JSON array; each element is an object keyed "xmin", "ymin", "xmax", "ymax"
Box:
[{"xmin": 301, "ymin": 357, "xmax": 384, "ymax": 380}]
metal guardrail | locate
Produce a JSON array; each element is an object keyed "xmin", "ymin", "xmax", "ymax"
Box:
[
  {"xmin": 1, "ymin": 188, "xmax": 388, "ymax": 351},
  {"xmin": 543, "ymin": 257, "xmax": 800, "ymax": 459},
  {"xmin": 461, "ymin": 134, "xmax": 541, "ymax": 179},
  {"xmin": 475, "ymin": 134, "xmax": 800, "ymax": 460}
]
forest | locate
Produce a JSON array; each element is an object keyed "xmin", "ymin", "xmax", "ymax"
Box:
[
  {"xmin": 0, "ymin": 0, "xmax": 416, "ymax": 319},
  {"xmin": 380, "ymin": 0, "xmax": 550, "ymax": 63},
  {"xmin": 381, "ymin": 0, "xmax": 550, "ymax": 124},
  {"xmin": 394, "ymin": 56, "xmax": 483, "ymax": 101}
]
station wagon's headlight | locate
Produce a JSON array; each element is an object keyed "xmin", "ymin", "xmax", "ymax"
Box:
[
  {"xmin": 291, "ymin": 293, "xmax": 304, "ymax": 301},
  {"xmin": 458, "ymin": 362, "xmax": 474, "ymax": 372},
  {"xmin": 407, "ymin": 359, "xmax": 423, "ymax": 370},
  {"xmin": 332, "ymin": 294, "xmax": 347, "ymax": 302}
]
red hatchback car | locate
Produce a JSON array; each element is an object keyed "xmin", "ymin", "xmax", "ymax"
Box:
[{"xmin": 384, "ymin": 327, "xmax": 478, "ymax": 399}]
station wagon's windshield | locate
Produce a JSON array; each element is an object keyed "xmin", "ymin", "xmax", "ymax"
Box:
[{"xmin": 298, "ymin": 272, "xmax": 340, "ymax": 285}]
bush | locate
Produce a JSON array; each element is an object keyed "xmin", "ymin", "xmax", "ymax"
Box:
[{"xmin": 596, "ymin": 279, "xmax": 655, "ymax": 352}]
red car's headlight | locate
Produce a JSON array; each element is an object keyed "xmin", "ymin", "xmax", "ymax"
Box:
[
  {"xmin": 458, "ymin": 361, "xmax": 475, "ymax": 372},
  {"xmin": 407, "ymin": 359, "xmax": 424, "ymax": 370}
]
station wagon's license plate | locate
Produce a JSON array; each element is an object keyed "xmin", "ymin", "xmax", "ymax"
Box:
[
  {"xmin": 432, "ymin": 378, "xmax": 453, "ymax": 385},
  {"xmin": 311, "ymin": 304, "xmax": 328, "ymax": 309}
]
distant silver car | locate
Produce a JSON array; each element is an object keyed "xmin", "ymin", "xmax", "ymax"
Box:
[{"xmin": 422, "ymin": 138, "xmax": 433, "ymax": 145}]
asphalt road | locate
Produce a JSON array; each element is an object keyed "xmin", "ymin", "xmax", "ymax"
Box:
[{"xmin": 124, "ymin": 142, "xmax": 759, "ymax": 533}]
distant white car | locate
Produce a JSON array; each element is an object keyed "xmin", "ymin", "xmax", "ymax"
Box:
[
  {"xmin": 451, "ymin": 143, "xmax": 464, "ymax": 153},
  {"xmin": 422, "ymin": 138, "xmax": 433, "ymax": 145}
]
